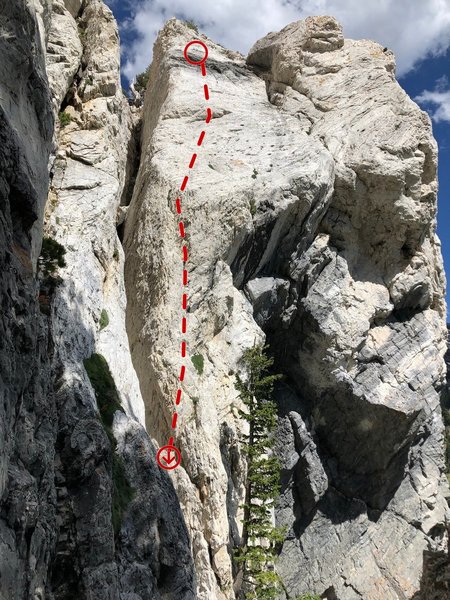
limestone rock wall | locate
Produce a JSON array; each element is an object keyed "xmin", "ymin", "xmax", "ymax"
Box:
[
  {"xmin": 124, "ymin": 16, "xmax": 449, "ymax": 600},
  {"xmin": 247, "ymin": 18, "xmax": 449, "ymax": 599},
  {"xmin": 0, "ymin": 3, "xmax": 448, "ymax": 600},
  {"xmin": 0, "ymin": 2, "xmax": 195, "ymax": 599},
  {"xmin": 0, "ymin": 1, "xmax": 54, "ymax": 597}
]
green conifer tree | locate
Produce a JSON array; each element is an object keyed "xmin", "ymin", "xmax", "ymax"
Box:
[{"xmin": 234, "ymin": 344, "xmax": 284, "ymax": 600}]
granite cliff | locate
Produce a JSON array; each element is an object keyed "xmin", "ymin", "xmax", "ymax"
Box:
[{"xmin": 0, "ymin": 2, "xmax": 449, "ymax": 599}]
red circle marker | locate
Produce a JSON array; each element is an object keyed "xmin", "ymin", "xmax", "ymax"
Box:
[
  {"xmin": 184, "ymin": 40, "xmax": 208, "ymax": 65},
  {"xmin": 157, "ymin": 443, "xmax": 181, "ymax": 470}
]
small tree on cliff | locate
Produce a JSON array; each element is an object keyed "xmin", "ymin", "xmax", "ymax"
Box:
[
  {"xmin": 133, "ymin": 65, "xmax": 150, "ymax": 95},
  {"xmin": 38, "ymin": 236, "xmax": 66, "ymax": 279},
  {"xmin": 235, "ymin": 344, "xmax": 284, "ymax": 600}
]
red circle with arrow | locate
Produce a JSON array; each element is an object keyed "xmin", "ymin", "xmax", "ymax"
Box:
[{"xmin": 156, "ymin": 439, "xmax": 181, "ymax": 470}]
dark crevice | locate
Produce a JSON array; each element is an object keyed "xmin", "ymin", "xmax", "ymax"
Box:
[
  {"xmin": 120, "ymin": 119, "xmax": 142, "ymax": 209},
  {"xmin": 117, "ymin": 118, "xmax": 142, "ymax": 243},
  {"xmin": 230, "ymin": 217, "xmax": 277, "ymax": 287},
  {"xmin": 157, "ymin": 563, "xmax": 173, "ymax": 588},
  {"xmin": 409, "ymin": 538, "xmax": 450, "ymax": 599},
  {"xmin": 0, "ymin": 107, "xmax": 41, "ymax": 254},
  {"xmin": 418, "ymin": 143, "xmax": 435, "ymax": 186}
]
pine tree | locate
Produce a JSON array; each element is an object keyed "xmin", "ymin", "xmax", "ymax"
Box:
[
  {"xmin": 38, "ymin": 236, "xmax": 66, "ymax": 279},
  {"xmin": 235, "ymin": 344, "xmax": 284, "ymax": 600}
]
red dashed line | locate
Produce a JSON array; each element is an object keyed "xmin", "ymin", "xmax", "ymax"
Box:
[
  {"xmin": 197, "ymin": 131, "xmax": 206, "ymax": 146},
  {"xmin": 157, "ymin": 40, "xmax": 211, "ymax": 471},
  {"xmin": 176, "ymin": 389, "xmax": 182, "ymax": 405},
  {"xmin": 181, "ymin": 175, "xmax": 189, "ymax": 191}
]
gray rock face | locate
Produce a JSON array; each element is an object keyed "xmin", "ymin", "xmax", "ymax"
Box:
[
  {"xmin": 0, "ymin": 2, "xmax": 54, "ymax": 598},
  {"xmin": 45, "ymin": 0, "xmax": 196, "ymax": 597},
  {"xmin": 247, "ymin": 16, "xmax": 449, "ymax": 599},
  {"xmin": 124, "ymin": 15, "xmax": 449, "ymax": 600},
  {"xmin": 45, "ymin": 0, "xmax": 83, "ymax": 111},
  {"xmin": 123, "ymin": 18, "xmax": 336, "ymax": 599},
  {"xmin": 0, "ymin": 2, "xmax": 195, "ymax": 599}
]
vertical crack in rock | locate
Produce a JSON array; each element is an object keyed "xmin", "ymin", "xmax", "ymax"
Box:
[
  {"xmin": 117, "ymin": 117, "xmax": 143, "ymax": 242},
  {"xmin": 44, "ymin": 2, "xmax": 196, "ymax": 598}
]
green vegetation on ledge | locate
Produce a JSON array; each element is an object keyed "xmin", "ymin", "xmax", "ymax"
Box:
[
  {"xmin": 59, "ymin": 110, "xmax": 71, "ymax": 128},
  {"xmin": 39, "ymin": 236, "xmax": 66, "ymax": 279},
  {"xmin": 83, "ymin": 353, "xmax": 122, "ymax": 432},
  {"xmin": 83, "ymin": 353, "xmax": 135, "ymax": 537},
  {"xmin": 99, "ymin": 309, "xmax": 109, "ymax": 330},
  {"xmin": 191, "ymin": 353, "xmax": 204, "ymax": 375},
  {"xmin": 38, "ymin": 236, "xmax": 67, "ymax": 314},
  {"xmin": 185, "ymin": 18, "xmax": 199, "ymax": 32}
]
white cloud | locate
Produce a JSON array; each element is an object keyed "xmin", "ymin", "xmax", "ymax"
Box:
[
  {"xmin": 416, "ymin": 76, "xmax": 450, "ymax": 124},
  {"xmin": 115, "ymin": 0, "xmax": 450, "ymax": 83}
]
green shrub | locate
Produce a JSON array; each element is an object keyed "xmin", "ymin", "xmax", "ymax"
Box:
[
  {"xmin": 59, "ymin": 111, "xmax": 72, "ymax": 128},
  {"xmin": 38, "ymin": 236, "xmax": 66, "ymax": 278},
  {"xmin": 295, "ymin": 595, "xmax": 321, "ymax": 600},
  {"xmin": 185, "ymin": 19, "xmax": 199, "ymax": 32},
  {"xmin": 249, "ymin": 199, "xmax": 257, "ymax": 216},
  {"xmin": 99, "ymin": 309, "xmax": 109, "ymax": 330},
  {"xmin": 38, "ymin": 237, "xmax": 66, "ymax": 313},
  {"xmin": 251, "ymin": 168, "xmax": 258, "ymax": 179},
  {"xmin": 191, "ymin": 354, "xmax": 204, "ymax": 375},
  {"xmin": 83, "ymin": 353, "xmax": 135, "ymax": 537},
  {"xmin": 134, "ymin": 65, "xmax": 150, "ymax": 94}
]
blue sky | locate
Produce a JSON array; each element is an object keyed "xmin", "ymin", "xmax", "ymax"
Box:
[
  {"xmin": 401, "ymin": 52, "xmax": 450, "ymax": 316},
  {"xmin": 106, "ymin": 0, "xmax": 450, "ymax": 317}
]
